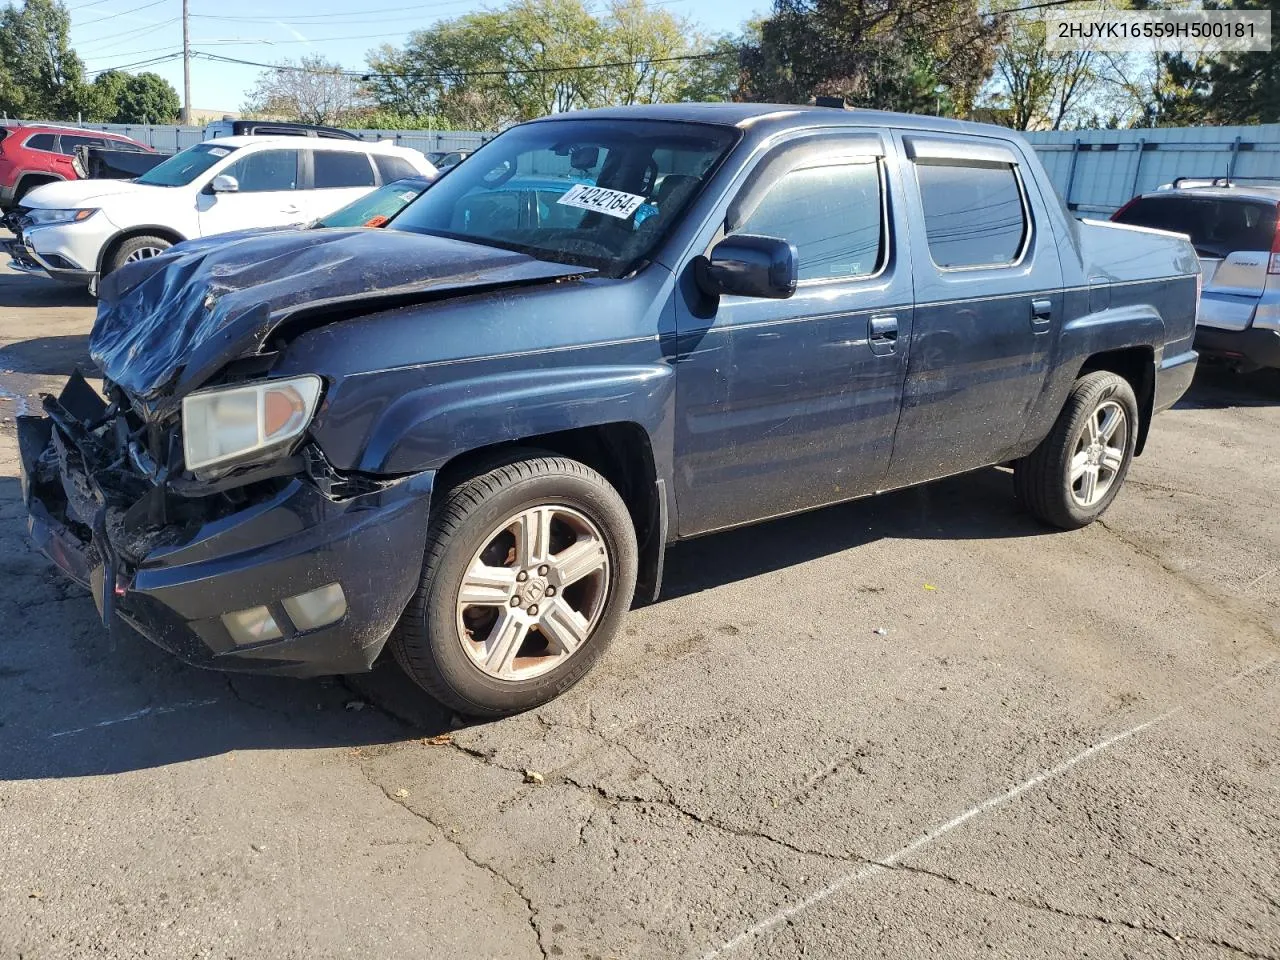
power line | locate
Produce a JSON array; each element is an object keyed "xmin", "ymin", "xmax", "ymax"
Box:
[
  {"xmin": 73, "ymin": 0, "xmax": 168, "ymax": 29},
  {"xmin": 189, "ymin": 0, "xmax": 693, "ymax": 23},
  {"xmin": 195, "ymin": 48, "xmax": 737, "ymax": 80},
  {"xmin": 191, "ymin": 0, "xmax": 477, "ymax": 22},
  {"xmin": 83, "ymin": 43, "xmax": 180, "ymax": 62},
  {"xmin": 78, "ymin": 17, "xmax": 179, "ymax": 49},
  {"xmin": 85, "ymin": 51, "xmax": 184, "ymax": 75}
]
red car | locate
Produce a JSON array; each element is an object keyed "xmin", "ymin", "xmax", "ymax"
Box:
[{"xmin": 0, "ymin": 123, "xmax": 153, "ymax": 210}]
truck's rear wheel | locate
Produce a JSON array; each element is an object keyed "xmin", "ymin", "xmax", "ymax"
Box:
[
  {"xmin": 1014, "ymin": 371, "xmax": 1138, "ymax": 530},
  {"xmin": 390, "ymin": 452, "xmax": 638, "ymax": 718}
]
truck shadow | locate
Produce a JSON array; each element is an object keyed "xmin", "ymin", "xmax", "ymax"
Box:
[
  {"xmin": 0, "ymin": 272, "xmax": 95, "ymax": 309},
  {"xmin": 1178, "ymin": 364, "xmax": 1280, "ymax": 409},
  {"xmin": 660, "ymin": 466, "xmax": 1043, "ymax": 601},
  {"xmin": 0, "ymin": 466, "xmax": 1039, "ymax": 781},
  {"xmin": 0, "ymin": 334, "xmax": 95, "ymax": 376}
]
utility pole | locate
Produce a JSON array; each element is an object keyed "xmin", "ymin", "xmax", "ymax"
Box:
[{"xmin": 181, "ymin": 0, "xmax": 191, "ymax": 125}]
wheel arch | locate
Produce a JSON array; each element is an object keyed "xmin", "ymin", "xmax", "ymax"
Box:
[
  {"xmin": 97, "ymin": 225, "xmax": 188, "ymax": 275},
  {"xmin": 14, "ymin": 172, "xmax": 64, "ymax": 201},
  {"xmin": 433, "ymin": 422, "xmax": 667, "ymax": 604},
  {"xmin": 1078, "ymin": 346, "xmax": 1155, "ymax": 455}
]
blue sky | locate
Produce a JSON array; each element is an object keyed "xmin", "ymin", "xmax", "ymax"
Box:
[{"xmin": 68, "ymin": 0, "xmax": 765, "ymax": 117}]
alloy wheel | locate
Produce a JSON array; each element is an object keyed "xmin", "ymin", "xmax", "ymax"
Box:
[
  {"xmin": 454, "ymin": 504, "xmax": 611, "ymax": 681},
  {"xmin": 1069, "ymin": 399, "xmax": 1127, "ymax": 507}
]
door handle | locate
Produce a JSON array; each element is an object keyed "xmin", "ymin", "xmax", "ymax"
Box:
[
  {"xmin": 281, "ymin": 205, "xmax": 300, "ymax": 215},
  {"xmin": 1031, "ymin": 298, "xmax": 1053, "ymax": 328},
  {"xmin": 869, "ymin": 315, "xmax": 898, "ymax": 356}
]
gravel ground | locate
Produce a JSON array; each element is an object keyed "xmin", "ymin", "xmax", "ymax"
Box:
[{"xmin": 1, "ymin": 252, "xmax": 1277, "ymax": 960}]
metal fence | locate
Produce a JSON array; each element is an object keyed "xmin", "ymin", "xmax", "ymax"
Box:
[
  {"xmin": 16, "ymin": 121, "xmax": 492, "ymax": 156},
  {"xmin": 1023, "ymin": 124, "xmax": 1280, "ymax": 215}
]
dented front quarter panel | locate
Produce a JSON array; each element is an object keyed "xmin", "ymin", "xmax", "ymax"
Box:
[{"xmin": 276, "ymin": 267, "xmax": 680, "ymax": 476}]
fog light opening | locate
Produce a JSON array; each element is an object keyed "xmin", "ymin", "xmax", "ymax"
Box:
[
  {"xmin": 283, "ymin": 583, "xmax": 347, "ymax": 631},
  {"xmin": 222, "ymin": 606, "xmax": 283, "ymax": 645}
]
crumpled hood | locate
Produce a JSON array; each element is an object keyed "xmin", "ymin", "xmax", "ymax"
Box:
[{"xmin": 90, "ymin": 228, "xmax": 590, "ymax": 419}]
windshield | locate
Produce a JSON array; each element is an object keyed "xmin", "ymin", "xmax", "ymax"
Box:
[
  {"xmin": 136, "ymin": 142, "xmax": 238, "ymax": 187},
  {"xmin": 388, "ymin": 119, "xmax": 738, "ymax": 277},
  {"xmin": 317, "ymin": 178, "xmax": 429, "ymax": 228}
]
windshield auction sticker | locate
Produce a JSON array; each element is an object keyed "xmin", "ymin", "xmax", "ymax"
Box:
[{"xmin": 557, "ymin": 184, "xmax": 647, "ymax": 220}]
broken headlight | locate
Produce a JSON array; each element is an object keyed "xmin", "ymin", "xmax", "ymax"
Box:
[{"xmin": 181, "ymin": 375, "xmax": 322, "ymax": 477}]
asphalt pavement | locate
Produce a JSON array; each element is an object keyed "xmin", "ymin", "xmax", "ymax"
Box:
[{"xmin": 1, "ymin": 252, "xmax": 1277, "ymax": 960}]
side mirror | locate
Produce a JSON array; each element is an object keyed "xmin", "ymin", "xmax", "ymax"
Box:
[
  {"xmin": 210, "ymin": 174, "xmax": 239, "ymax": 194},
  {"xmin": 696, "ymin": 235, "xmax": 798, "ymax": 300}
]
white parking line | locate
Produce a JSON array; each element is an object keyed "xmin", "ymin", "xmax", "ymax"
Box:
[
  {"xmin": 48, "ymin": 698, "xmax": 220, "ymax": 739},
  {"xmin": 702, "ymin": 657, "xmax": 1277, "ymax": 958}
]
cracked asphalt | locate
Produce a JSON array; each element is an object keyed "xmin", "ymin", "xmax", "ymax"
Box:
[{"xmin": 1, "ymin": 253, "xmax": 1278, "ymax": 960}]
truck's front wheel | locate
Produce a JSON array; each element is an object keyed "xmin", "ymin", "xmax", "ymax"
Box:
[
  {"xmin": 390, "ymin": 452, "xmax": 638, "ymax": 718},
  {"xmin": 1014, "ymin": 371, "xmax": 1139, "ymax": 530}
]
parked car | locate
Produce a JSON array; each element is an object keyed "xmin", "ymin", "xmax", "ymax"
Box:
[
  {"xmin": 426, "ymin": 149, "xmax": 472, "ymax": 170},
  {"xmin": 18, "ymin": 104, "xmax": 1198, "ymax": 718},
  {"xmin": 0, "ymin": 123, "xmax": 152, "ymax": 213},
  {"xmin": 1112, "ymin": 179, "xmax": 1280, "ymax": 371},
  {"xmin": 204, "ymin": 118, "xmax": 361, "ymax": 141},
  {"xmin": 70, "ymin": 122, "xmax": 400, "ymax": 187},
  {"xmin": 4, "ymin": 135, "xmax": 434, "ymax": 291}
]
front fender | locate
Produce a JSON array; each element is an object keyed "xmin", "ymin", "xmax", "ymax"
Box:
[{"xmin": 346, "ymin": 363, "xmax": 674, "ymax": 474}]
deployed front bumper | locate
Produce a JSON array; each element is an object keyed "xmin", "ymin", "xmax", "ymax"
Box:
[
  {"xmin": 6, "ymin": 217, "xmax": 104, "ymax": 284},
  {"xmin": 18, "ymin": 380, "xmax": 434, "ymax": 677}
]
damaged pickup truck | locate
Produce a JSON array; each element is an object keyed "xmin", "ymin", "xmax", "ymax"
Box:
[{"xmin": 19, "ymin": 104, "xmax": 1200, "ymax": 717}]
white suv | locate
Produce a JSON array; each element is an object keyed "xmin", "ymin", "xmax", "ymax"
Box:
[{"xmin": 7, "ymin": 136, "xmax": 435, "ymax": 292}]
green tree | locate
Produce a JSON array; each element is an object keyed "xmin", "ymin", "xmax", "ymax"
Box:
[
  {"xmin": 89, "ymin": 70, "xmax": 179, "ymax": 123},
  {"xmin": 0, "ymin": 0, "xmax": 89, "ymax": 120},
  {"xmin": 1198, "ymin": 0, "xmax": 1278, "ymax": 123},
  {"xmin": 117, "ymin": 72, "xmax": 179, "ymax": 123},
  {"xmin": 739, "ymin": 0, "xmax": 1003, "ymax": 116},
  {"xmin": 87, "ymin": 69, "xmax": 131, "ymax": 121},
  {"xmin": 364, "ymin": 0, "xmax": 738, "ymax": 129}
]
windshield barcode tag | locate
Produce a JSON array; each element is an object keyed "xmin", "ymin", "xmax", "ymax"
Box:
[{"xmin": 556, "ymin": 184, "xmax": 646, "ymax": 220}]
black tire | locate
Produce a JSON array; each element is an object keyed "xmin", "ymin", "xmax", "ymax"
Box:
[
  {"xmin": 104, "ymin": 234, "xmax": 171, "ymax": 276},
  {"xmin": 1014, "ymin": 371, "xmax": 1139, "ymax": 530},
  {"xmin": 390, "ymin": 451, "xmax": 638, "ymax": 718}
]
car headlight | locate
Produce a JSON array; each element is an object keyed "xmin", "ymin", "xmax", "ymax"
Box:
[
  {"xmin": 24, "ymin": 208, "xmax": 98, "ymax": 226},
  {"xmin": 182, "ymin": 375, "xmax": 323, "ymax": 476}
]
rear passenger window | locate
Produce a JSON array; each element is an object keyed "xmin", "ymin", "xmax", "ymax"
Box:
[
  {"xmin": 313, "ymin": 150, "xmax": 375, "ymax": 188},
  {"xmin": 734, "ymin": 159, "xmax": 884, "ymax": 281},
  {"xmin": 224, "ymin": 149, "xmax": 301, "ymax": 192},
  {"xmin": 24, "ymin": 133, "xmax": 56, "ymax": 151},
  {"xmin": 916, "ymin": 162, "xmax": 1027, "ymax": 268},
  {"xmin": 375, "ymin": 155, "xmax": 420, "ymax": 182},
  {"xmin": 58, "ymin": 135, "xmax": 107, "ymax": 155}
]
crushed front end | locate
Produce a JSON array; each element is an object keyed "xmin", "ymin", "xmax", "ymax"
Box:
[{"xmin": 18, "ymin": 371, "xmax": 433, "ymax": 677}]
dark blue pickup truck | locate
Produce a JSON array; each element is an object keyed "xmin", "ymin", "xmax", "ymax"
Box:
[{"xmin": 18, "ymin": 103, "xmax": 1199, "ymax": 716}]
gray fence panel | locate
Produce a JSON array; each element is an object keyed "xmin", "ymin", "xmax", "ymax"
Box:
[{"xmin": 1024, "ymin": 124, "xmax": 1280, "ymax": 214}]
